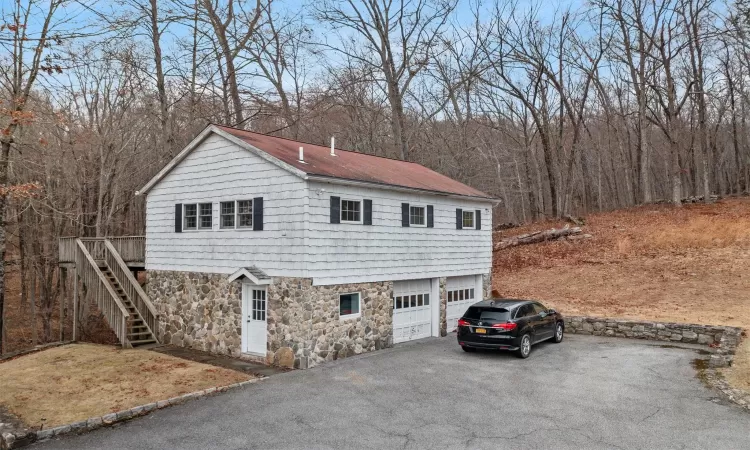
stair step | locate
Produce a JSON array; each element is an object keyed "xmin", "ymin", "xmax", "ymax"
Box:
[
  {"xmin": 130, "ymin": 339, "xmax": 156, "ymax": 346},
  {"xmin": 128, "ymin": 331, "xmax": 153, "ymax": 337}
]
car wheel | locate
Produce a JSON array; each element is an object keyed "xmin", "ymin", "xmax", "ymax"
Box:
[
  {"xmin": 553, "ymin": 322, "xmax": 564, "ymax": 343},
  {"xmin": 516, "ymin": 334, "xmax": 531, "ymax": 358},
  {"xmin": 461, "ymin": 346, "xmax": 476, "ymax": 353}
]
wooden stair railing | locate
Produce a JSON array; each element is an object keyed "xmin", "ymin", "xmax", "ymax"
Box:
[
  {"xmin": 100, "ymin": 265, "xmax": 156, "ymax": 346},
  {"xmin": 103, "ymin": 240, "xmax": 158, "ymax": 343},
  {"xmin": 74, "ymin": 239, "xmax": 132, "ymax": 348}
]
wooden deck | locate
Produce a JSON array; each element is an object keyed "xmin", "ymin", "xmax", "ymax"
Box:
[{"xmin": 59, "ymin": 236, "xmax": 145, "ymax": 269}]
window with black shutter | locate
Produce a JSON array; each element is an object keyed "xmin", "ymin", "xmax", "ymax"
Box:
[
  {"xmin": 253, "ymin": 197, "xmax": 264, "ymax": 230},
  {"xmin": 175, "ymin": 203, "xmax": 182, "ymax": 232},
  {"xmin": 330, "ymin": 196, "xmax": 341, "ymax": 224},
  {"xmin": 363, "ymin": 199, "xmax": 372, "ymax": 225}
]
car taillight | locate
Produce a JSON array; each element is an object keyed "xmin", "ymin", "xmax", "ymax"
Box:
[
  {"xmin": 457, "ymin": 318, "xmax": 471, "ymax": 327},
  {"xmin": 491, "ymin": 322, "xmax": 517, "ymax": 330}
]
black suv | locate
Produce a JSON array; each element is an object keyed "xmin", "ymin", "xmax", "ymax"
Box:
[{"xmin": 456, "ymin": 299, "xmax": 564, "ymax": 358}]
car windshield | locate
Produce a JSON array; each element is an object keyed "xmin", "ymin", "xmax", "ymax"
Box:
[{"xmin": 464, "ymin": 307, "xmax": 511, "ymax": 323}]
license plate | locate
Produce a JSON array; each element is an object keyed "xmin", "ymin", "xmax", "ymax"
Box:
[{"xmin": 475, "ymin": 328, "xmax": 487, "ymax": 334}]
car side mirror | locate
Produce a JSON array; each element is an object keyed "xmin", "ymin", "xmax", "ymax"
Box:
[{"xmin": 547, "ymin": 309, "xmax": 556, "ymax": 315}]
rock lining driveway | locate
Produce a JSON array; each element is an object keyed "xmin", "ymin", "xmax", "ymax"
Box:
[{"xmin": 36, "ymin": 335, "xmax": 749, "ymax": 449}]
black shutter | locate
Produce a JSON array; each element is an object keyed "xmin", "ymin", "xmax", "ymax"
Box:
[
  {"xmin": 363, "ymin": 199, "xmax": 372, "ymax": 225},
  {"xmin": 427, "ymin": 205, "xmax": 434, "ymax": 228},
  {"xmin": 475, "ymin": 209, "xmax": 481, "ymax": 230},
  {"xmin": 330, "ymin": 196, "xmax": 340, "ymax": 224},
  {"xmin": 253, "ymin": 197, "xmax": 264, "ymax": 230},
  {"xmin": 456, "ymin": 208, "xmax": 463, "ymax": 229},
  {"xmin": 401, "ymin": 203, "xmax": 410, "ymax": 227},
  {"xmin": 175, "ymin": 204, "xmax": 182, "ymax": 232}
]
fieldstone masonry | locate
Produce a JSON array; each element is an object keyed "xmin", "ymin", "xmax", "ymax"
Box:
[
  {"xmin": 147, "ymin": 271, "xmax": 493, "ymax": 369},
  {"xmin": 265, "ymin": 278, "xmax": 393, "ymax": 369},
  {"xmin": 438, "ymin": 277, "xmax": 447, "ymax": 337},
  {"xmin": 146, "ymin": 270, "xmax": 395, "ymax": 369},
  {"xmin": 146, "ymin": 271, "xmax": 243, "ymax": 357},
  {"xmin": 482, "ymin": 273, "xmax": 492, "ymax": 299}
]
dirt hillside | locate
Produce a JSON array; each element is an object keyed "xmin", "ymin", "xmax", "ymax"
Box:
[{"xmin": 492, "ymin": 197, "xmax": 750, "ymax": 392}]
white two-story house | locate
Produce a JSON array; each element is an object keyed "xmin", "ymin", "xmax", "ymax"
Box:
[{"xmin": 137, "ymin": 124, "xmax": 496, "ymax": 368}]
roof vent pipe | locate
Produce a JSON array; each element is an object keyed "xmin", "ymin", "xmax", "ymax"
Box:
[
  {"xmin": 299, "ymin": 146, "xmax": 304, "ymax": 162},
  {"xmin": 330, "ymin": 136, "xmax": 336, "ymax": 156}
]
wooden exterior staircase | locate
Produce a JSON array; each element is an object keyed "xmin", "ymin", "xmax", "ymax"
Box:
[{"xmin": 59, "ymin": 236, "xmax": 158, "ymax": 348}]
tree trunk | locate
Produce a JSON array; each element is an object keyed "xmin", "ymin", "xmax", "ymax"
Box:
[
  {"xmin": 149, "ymin": 0, "xmax": 171, "ymax": 153},
  {"xmin": 0, "ymin": 140, "xmax": 10, "ymax": 353},
  {"xmin": 30, "ymin": 267, "xmax": 37, "ymax": 346},
  {"xmin": 670, "ymin": 139, "xmax": 682, "ymax": 206},
  {"xmin": 494, "ymin": 227, "xmax": 583, "ymax": 250}
]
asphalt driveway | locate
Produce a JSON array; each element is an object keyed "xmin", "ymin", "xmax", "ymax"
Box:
[{"xmin": 36, "ymin": 335, "xmax": 749, "ymax": 449}]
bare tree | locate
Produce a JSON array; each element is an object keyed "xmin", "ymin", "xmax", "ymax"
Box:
[
  {"xmin": 198, "ymin": 0, "xmax": 267, "ymax": 126},
  {"xmin": 316, "ymin": 0, "xmax": 458, "ymax": 160}
]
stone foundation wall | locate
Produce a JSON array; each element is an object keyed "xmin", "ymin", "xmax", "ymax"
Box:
[
  {"xmin": 146, "ymin": 270, "xmax": 493, "ymax": 370},
  {"xmin": 482, "ymin": 273, "xmax": 492, "ymax": 299},
  {"xmin": 266, "ymin": 278, "xmax": 393, "ymax": 369},
  {"xmin": 438, "ymin": 277, "xmax": 447, "ymax": 337},
  {"xmin": 565, "ymin": 316, "xmax": 743, "ymax": 367},
  {"xmin": 146, "ymin": 270, "xmax": 394, "ymax": 369},
  {"xmin": 146, "ymin": 271, "xmax": 243, "ymax": 357}
]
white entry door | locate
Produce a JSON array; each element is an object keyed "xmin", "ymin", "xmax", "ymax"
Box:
[
  {"xmin": 392, "ymin": 279, "xmax": 432, "ymax": 343},
  {"xmin": 446, "ymin": 275, "xmax": 479, "ymax": 332},
  {"xmin": 242, "ymin": 284, "xmax": 267, "ymax": 355}
]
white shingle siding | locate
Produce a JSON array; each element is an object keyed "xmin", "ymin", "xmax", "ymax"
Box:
[
  {"xmin": 145, "ymin": 134, "xmax": 309, "ymax": 276},
  {"xmin": 145, "ymin": 134, "xmax": 494, "ymax": 284},
  {"xmin": 305, "ymin": 181, "xmax": 492, "ymax": 285}
]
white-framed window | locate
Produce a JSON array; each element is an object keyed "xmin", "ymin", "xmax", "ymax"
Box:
[
  {"xmin": 220, "ymin": 201, "xmax": 235, "ymax": 229},
  {"xmin": 447, "ymin": 288, "xmax": 474, "ymax": 303},
  {"xmin": 237, "ymin": 199, "xmax": 253, "ymax": 228},
  {"xmin": 393, "ymin": 293, "xmax": 430, "ymax": 309},
  {"xmin": 409, "ymin": 205, "xmax": 426, "ymax": 227},
  {"xmin": 341, "ymin": 199, "xmax": 362, "ymax": 223},
  {"xmin": 198, "ymin": 203, "xmax": 213, "ymax": 229},
  {"xmin": 219, "ymin": 200, "xmax": 253, "ymax": 229},
  {"xmin": 339, "ymin": 292, "xmax": 361, "ymax": 319},
  {"xmin": 183, "ymin": 204, "xmax": 197, "ymax": 230},
  {"xmin": 462, "ymin": 210, "xmax": 475, "ymax": 229}
]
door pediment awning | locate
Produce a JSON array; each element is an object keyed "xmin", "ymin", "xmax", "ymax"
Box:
[{"xmin": 227, "ymin": 266, "xmax": 272, "ymax": 285}]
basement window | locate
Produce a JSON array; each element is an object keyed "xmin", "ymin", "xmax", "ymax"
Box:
[{"xmin": 339, "ymin": 293, "xmax": 361, "ymax": 320}]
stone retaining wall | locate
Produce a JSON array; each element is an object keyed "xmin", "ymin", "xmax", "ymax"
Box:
[{"xmin": 564, "ymin": 316, "xmax": 743, "ymax": 367}]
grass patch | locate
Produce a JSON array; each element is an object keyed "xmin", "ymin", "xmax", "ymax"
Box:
[{"xmin": 0, "ymin": 343, "xmax": 251, "ymax": 428}]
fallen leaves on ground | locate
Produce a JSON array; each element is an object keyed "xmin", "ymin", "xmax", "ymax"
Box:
[{"xmin": 493, "ymin": 197, "xmax": 750, "ymax": 393}]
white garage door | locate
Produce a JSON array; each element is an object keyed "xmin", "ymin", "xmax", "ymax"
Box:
[
  {"xmin": 446, "ymin": 275, "xmax": 480, "ymax": 332},
  {"xmin": 393, "ymin": 279, "xmax": 432, "ymax": 343}
]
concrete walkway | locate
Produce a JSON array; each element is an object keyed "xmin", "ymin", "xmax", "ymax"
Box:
[{"xmin": 37, "ymin": 335, "xmax": 749, "ymax": 449}]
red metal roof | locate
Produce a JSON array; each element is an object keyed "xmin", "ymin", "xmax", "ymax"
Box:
[{"xmin": 216, "ymin": 125, "xmax": 493, "ymax": 199}]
